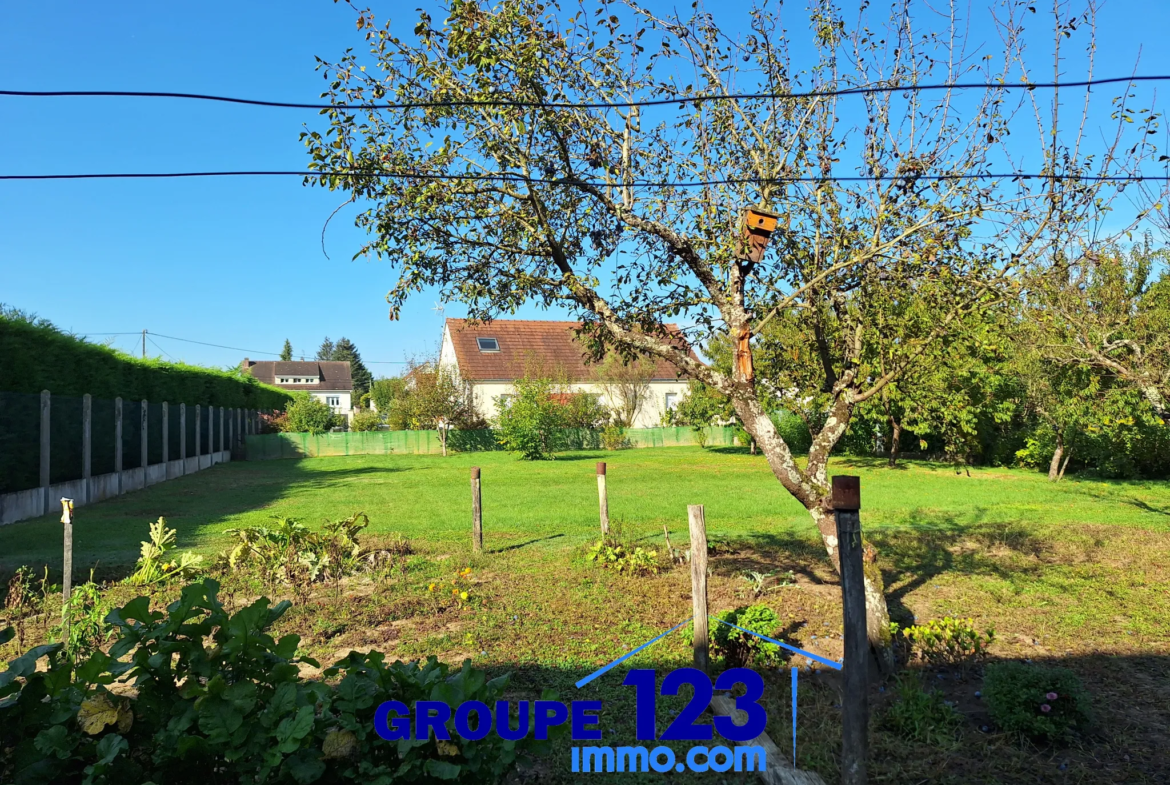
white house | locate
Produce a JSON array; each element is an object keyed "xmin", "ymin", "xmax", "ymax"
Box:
[
  {"xmin": 241, "ymin": 359, "xmax": 355, "ymax": 422},
  {"xmin": 438, "ymin": 318, "xmax": 695, "ymax": 428}
]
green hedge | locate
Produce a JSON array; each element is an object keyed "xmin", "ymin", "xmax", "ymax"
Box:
[{"xmin": 0, "ymin": 320, "xmax": 290, "ymax": 409}]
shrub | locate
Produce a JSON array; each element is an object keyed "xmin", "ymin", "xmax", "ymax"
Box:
[
  {"xmin": 983, "ymin": 661, "xmax": 1092, "ymax": 741},
  {"xmin": 894, "ymin": 616, "xmax": 994, "ymax": 671},
  {"xmin": 350, "ymin": 408, "xmax": 383, "ymax": 432},
  {"xmin": 124, "ymin": 517, "xmax": 203, "ymax": 586},
  {"xmin": 771, "ymin": 411, "xmax": 813, "ymax": 453},
  {"xmin": 688, "ymin": 604, "xmax": 784, "ymax": 668},
  {"xmin": 884, "ymin": 672, "xmax": 962, "ymax": 746},
  {"xmin": 52, "ymin": 580, "xmax": 113, "ymax": 663},
  {"xmin": 280, "ymin": 393, "xmax": 338, "ymax": 434},
  {"xmin": 0, "ymin": 579, "xmax": 553, "ymax": 784},
  {"xmin": 224, "ymin": 513, "xmax": 383, "ymax": 588},
  {"xmin": 494, "ymin": 376, "xmax": 565, "ymax": 459},
  {"xmin": 692, "ymin": 427, "xmax": 709, "ymax": 449},
  {"xmin": 600, "ymin": 424, "xmax": 630, "ymax": 450},
  {"xmin": 585, "ymin": 540, "xmax": 660, "ymax": 576}
]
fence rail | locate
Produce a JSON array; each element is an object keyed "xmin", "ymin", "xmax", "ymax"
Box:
[
  {"xmin": 0, "ymin": 389, "xmax": 270, "ymax": 526},
  {"xmin": 244, "ymin": 426, "xmax": 738, "ymax": 461}
]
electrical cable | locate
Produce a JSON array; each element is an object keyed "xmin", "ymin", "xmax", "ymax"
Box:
[
  {"xmin": 2, "ymin": 74, "xmax": 1167, "ymax": 110},
  {"xmin": 3, "ymin": 170, "xmax": 1167, "ymax": 185}
]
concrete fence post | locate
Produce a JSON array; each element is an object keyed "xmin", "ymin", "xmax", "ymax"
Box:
[
  {"xmin": 195, "ymin": 405, "xmax": 201, "ymax": 459},
  {"xmin": 114, "ymin": 397, "xmax": 123, "ymax": 494},
  {"xmin": 82, "ymin": 394, "xmax": 92, "ymax": 504},
  {"xmin": 179, "ymin": 403, "xmax": 187, "ymax": 475},
  {"xmin": 161, "ymin": 402, "xmax": 169, "ymax": 465},
  {"xmin": 208, "ymin": 405, "xmax": 215, "ymax": 454},
  {"xmin": 141, "ymin": 399, "xmax": 149, "ymax": 469},
  {"xmin": 40, "ymin": 390, "xmax": 50, "ymax": 515},
  {"xmin": 219, "ymin": 406, "xmax": 225, "ymax": 457}
]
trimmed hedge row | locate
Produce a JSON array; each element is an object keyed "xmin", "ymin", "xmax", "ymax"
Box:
[{"xmin": 0, "ymin": 320, "xmax": 291, "ymax": 409}]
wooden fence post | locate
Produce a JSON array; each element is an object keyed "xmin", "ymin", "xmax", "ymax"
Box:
[
  {"xmin": 597, "ymin": 462, "xmax": 610, "ymax": 536},
  {"xmin": 40, "ymin": 390, "xmax": 50, "ymax": 515},
  {"xmin": 471, "ymin": 467, "xmax": 483, "ymax": 553},
  {"xmin": 141, "ymin": 399, "xmax": 149, "ymax": 469},
  {"xmin": 833, "ymin": 475, "xmax": 867, "ymax": 785},
  {"xmin": 688, "ymin": 504, "xmax": 709, "ymax": 674},
  {"xmin": 161, "ymin": 402, "xmax": 169, "ymax": 465},
  {"xmin": 114, "ymin": 397, "xmax": 123, "ymax": 493},
  {"xmin": 82, "ymin": 394, "xmax": 91, "ymax": 503},
  {"xmin": 179, "ymin": 403, "xmax": 186, "ymax": 475},
  {"xmin": 61, "ymin": 498, "xmax": 74, "ymax": 604}
]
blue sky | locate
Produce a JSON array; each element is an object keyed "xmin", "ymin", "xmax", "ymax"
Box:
[{"xmin": 3, "ymin": 1, "xmax": 1169, "ymax": 373}]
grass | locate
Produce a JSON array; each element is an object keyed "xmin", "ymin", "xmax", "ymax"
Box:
[{"xmin": 2, "ymin": 446, "xmax": 1169, "ymax": 783}]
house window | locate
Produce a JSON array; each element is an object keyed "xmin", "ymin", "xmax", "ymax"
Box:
[
  {"xmin": 279, "ymin": 378, "xmax": 289, "ymax": 383},
  {"xmin": 476, "ymin": 337, "xmax": 500, "ymax": 352},
  {"xmin": 326, "ymin": 396, "xmax": 340, "ymax": 407},
  {"xmin": 665, "ymin": 393, "xmax": 679, "ymax": 411}
]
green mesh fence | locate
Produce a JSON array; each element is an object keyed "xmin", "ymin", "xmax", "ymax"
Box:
[
  {"xmin": 245, "ymin": 426, "xmax": 736, "ymax": 461},
  {"xmin": 49, "ymin": 394, "xmax": 84, "ymax": 484},
  {"xmin": 0, "ymin": 391, "xmax": 41, "ymax": 493}
]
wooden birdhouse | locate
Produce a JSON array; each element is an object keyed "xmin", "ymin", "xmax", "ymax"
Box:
[{"xmin": 739, "ymin": 205, "xmax": 780, "ymax": 264}]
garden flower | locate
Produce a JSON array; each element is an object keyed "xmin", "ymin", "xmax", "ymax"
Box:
[
  {"xmin": 1046, "ymin": 692, "xmax": 1058, "ymax": 700},
  {"xmin": 1040, "ymin": 704, "xmax": 1052, "ymax": 713}
]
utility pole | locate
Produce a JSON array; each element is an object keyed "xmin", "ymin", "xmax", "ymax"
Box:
[{"xmin": 142, "ymin": 329, "xmax": 147, "ymax": 359}]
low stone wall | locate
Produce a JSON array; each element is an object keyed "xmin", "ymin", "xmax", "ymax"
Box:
[{"xmin": 0, "ymin": 450, "xmax": 231, "ymax": 526}]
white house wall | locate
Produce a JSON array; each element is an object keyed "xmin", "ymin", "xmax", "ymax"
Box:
[
  {"xmin": 469, "ymin": 380, "xmax": 688, "ymax": 429},
  {"xmin": 309, "ymin": 391, "xmax": 353, "ymax": 422}
]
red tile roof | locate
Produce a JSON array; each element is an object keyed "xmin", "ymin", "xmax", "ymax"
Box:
[{"xmin": 445, "ymin": 318, "xmax": 697, "ymax": 382}]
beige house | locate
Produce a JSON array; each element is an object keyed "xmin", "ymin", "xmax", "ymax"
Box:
[{"xmin": 438, "ymin": 318, "xmax": 695, "ymax": 428}]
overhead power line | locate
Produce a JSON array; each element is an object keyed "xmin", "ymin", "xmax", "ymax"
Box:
[
  {"xmin": 4, "ymin": 170, "xmax": 1169, "ymax": 186},
  {"xmin": 85, "ymin": 330, "xmax": 409, "ymax": 364},
  {"xmin": 2, "ymin": 74, "xmax": 1167, "ymax": 110}
]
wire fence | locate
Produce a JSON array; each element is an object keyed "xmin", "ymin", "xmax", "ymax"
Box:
[{"xmin": 0, "ymin": 392, "xmax": 262, "ymax": 495}]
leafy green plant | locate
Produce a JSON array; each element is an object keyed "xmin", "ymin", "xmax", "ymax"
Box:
[
  {"xmin": 585, "ymin": 540, "xmax": 660, "ymax": 576},
  {"xmin": 883, "ymin": 672, "xmax": 962, "ymax": 746},
  {"xmin": 983, "ymin": 661, "xmax": 1092, "ymax": 741},
  {"xmin": 349, "ymin": 408, "xmax": 383, "ymax": 432},
  {"xmin": 279, "ymin": 393, "xmax": 338, "ymax": 434},
  {"xmin": 51, "ymin": 580, "xmax": 113, "ymax": 663},
  {"xmin": 0, "ymin": 578, "xmax": 554, "ymax": 784},
  {"xmin": 124, "ymin": 517, "xmax": 204, "ymax": 586},
  {"xmin": 493, "ymin": 375, "xmax": 565, "ymax": 459},
  {"xmin": 600, "ymin": 424, "xmax": 630, "ymax": 450},
  {"xmin": 688, "ymin": 604, "xmax": 784, "ymax": 668},
  {"xmin": 427, "ymin": 567, "xmax": 478, "ymax": 610},
  {"xmin": 895, "ymin": 616, "xmax": 995, "ymax": 670},
  {"xmin": 224, "ymin": 513, "xmax": 378, "ymax": 587},
  {"xmin": 692, "ymin": 426, "xmax": 709, "ymax": 449}
]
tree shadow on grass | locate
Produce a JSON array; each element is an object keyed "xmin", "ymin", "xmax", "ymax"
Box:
[
  {"xmin": 0, "ymin": 458, "xmax": 419, "ymax": 584},
  {"xmin": 1121, "ymin": 498, "xmax": 1170, "ymax": 516},
  {"xmin": 490, "ymin": 534, "xmax": 566, "ymax": 554}
]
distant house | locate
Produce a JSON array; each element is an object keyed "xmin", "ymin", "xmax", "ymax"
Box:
[
  {"xmin": 241, "ymin": 359, "xmax": 354, "ymax": 422},
  {"xmin": 439, "ymin": 319, "xmax": 695, "ymax": 428}
]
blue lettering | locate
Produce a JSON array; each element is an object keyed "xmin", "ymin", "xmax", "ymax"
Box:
[
  {"xmin": 414, "ymin": 701, "xmax": 451, "ymax": 740},
  {"xmin": 534, "ymin": 700, "xmax": 568, "ymax": 740},
  {"xmin": 495, "ymin": 700, "xmax": 529, "ymax": 740},
  {"xmin": 454, "ymin": 700, "xmax": 491, "ymax": 741},
  {"xmin": 373, "ymin": 700, "xmax": 411, "ymax": 741},
  {"xmin": 571, "ymin": 700, "xmax": 602, "ymax": 741}
]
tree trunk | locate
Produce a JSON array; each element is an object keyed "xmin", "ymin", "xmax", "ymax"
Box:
[
  {"xmin": 1057, "ymin": 449, "xmax": 1072, "ymax": 481},
  {"xmin": 812, "ymin": 506, "xmax": 896, "ymax": 675},
  {"xmin": 732, "ymin": 396, "xmax": 896, "ymax": 674},
  {"xmin": 1047, "ymin": 432, "xmax": 1064, "ymax": 482},
  {"xmin": 888, "ymin": 419, "xmax": 902, "ymax": 468}
]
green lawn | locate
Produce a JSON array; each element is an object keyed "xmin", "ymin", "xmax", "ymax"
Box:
[
  {"xmin": 2, "ymin": 446, "xmax": 1167, "ymax": 571},
  {"xmin": 2, "ymin": 447, "xmax": 1169, "ymax": 783}
]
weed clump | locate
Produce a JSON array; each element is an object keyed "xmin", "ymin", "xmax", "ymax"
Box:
[{"xmin": 983, "ymin": 661, "xmax": 1092, "ymax": 741}]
